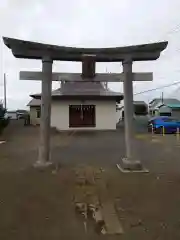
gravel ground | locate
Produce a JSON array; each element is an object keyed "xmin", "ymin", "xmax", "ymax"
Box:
[{"xmin": 0, "ymin": 120, "xmax": 180, "ymax": 239}]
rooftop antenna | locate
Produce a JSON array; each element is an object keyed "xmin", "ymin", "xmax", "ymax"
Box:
[{"xmin": 161, "ymin": 91, "xmax": 164, "ymax": 104}]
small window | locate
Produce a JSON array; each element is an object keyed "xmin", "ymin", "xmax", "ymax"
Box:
[
  {"xmin": 160, "ymin": 112, "xmax": 171, "ymax": 117},
  {"xmin": 36, "ymin": 108, "xmax": 41, "ymax": 118}
]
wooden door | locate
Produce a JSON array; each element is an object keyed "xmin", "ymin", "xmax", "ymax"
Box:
[
  {"xmin": 83, "ymin": 105, "xmax": 95, "ymax": 127},
  {"xmin": 69, "ymin": 105, "xmax": 81, "ymax": 127},
  {"xmin": 69, "ymin": 105, "xmax": 95, "ymax": 128}
]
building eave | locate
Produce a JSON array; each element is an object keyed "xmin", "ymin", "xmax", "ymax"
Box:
[
  {"xmin": 28, "ymin": 105, "xmax": 40, "ymax": 107},
  {"xmin": 30, "ymin": 94, "xmax": 123, "ymax": 102},
  {"xmin": 3, "ymin": 37, "xmax": 168, "ymax": 61}
]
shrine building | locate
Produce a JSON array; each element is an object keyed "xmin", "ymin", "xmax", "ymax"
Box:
[{"xmin": 27, "ymin": 81, "xmax": 123, "ymax": 130}]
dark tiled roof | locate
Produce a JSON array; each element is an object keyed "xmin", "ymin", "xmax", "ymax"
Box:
[
  {"xmin": 31, "ymin": 82, "xmax": 123, "ymax": 99},
  {"xmin": 27, "ymin": 99, "xmax": 41, "ymax": 106},
  {"xmin": 133, "ymin": 101, "xmax": 147, "ymax": 105}
]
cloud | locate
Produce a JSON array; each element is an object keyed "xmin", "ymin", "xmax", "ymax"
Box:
[{"xmin": 1, "ymin": 0, "xmax": 180, "ymax": 109}]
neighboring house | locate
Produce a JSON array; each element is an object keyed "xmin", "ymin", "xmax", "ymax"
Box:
[
  {"xmin": 133, "ymin": 101, "xmax": 148, "ymax": 115},
  {"xmin": 149, "ymin": 98, "xmax": 180, "ymax": 118},
  {"xmin": 6, "ymin": 110, "xmax": 28, "ymax": 120},
  {"xmin": 116, "ymin": 106, "xmax": 124, "ymax": 121},
  {"xmin": 16, "ymin": 109, "xmax": 28, "ymax": 119},
  {"xmin": 28, "ymin": 81, "xmax": 123, "ymax": 130},
  {"xmin": 7, "ymin": 111, "xmax": 18, "ymax": 120},
  {"xmin": 117, "ymin": 101, "xmax": 148, "ymax": 121}
]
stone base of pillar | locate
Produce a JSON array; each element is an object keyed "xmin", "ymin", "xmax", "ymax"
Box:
[
  {"xmin": 33, "ymin": 160, "xmax": 53, "ymax": 169},
  {"xmin": 121, "ymin": 158, "xmax": 142, "ymax": 171}
]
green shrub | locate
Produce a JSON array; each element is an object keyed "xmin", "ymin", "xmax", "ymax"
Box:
[{"xmin": 0, "ymin": 105, "xmax": 9, "ymax": 134}]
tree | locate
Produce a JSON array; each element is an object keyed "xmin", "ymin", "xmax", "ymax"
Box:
[{"xmin": 0, "ymin": 103, "xmax": 9, "ymax": 134}]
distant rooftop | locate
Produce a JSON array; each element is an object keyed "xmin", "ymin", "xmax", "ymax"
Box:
[
  {"xmin": 149, "ymin": 98, "xmax": 180, "ymax": 105},
  {"xmin": 158, "ymin": 102, "xmax": 180, "ymax": 109}
]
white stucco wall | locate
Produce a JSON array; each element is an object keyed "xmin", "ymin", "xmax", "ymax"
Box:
[
  {"xmin": 158, "ymin": 105, "xmax": 172, "ymax": 114},
  {"xmin": 30, "ymin": 107, "xmax": 40, "ymax": 125},
  {"xmin": 51, "ymin": 100, "xmax": 117, "ymax": 130},
  {"xmin": 7, "ymin": 112, "xmax": 18, "ymax": 120},
  {"xmin": 171, "ymin": 109, "xmax": 180, "ymax": 119}
]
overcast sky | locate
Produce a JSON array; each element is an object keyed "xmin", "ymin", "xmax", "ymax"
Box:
[{"xmin": 1, "ymin": 0, "xmax": 180, "ymax": 110}]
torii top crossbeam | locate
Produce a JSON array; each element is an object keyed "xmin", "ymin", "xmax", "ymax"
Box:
[{"xmin": 3, "ymin": 37, "xmax": 167, "ymax": 62}]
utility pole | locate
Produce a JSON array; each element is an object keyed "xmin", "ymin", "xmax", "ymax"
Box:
[
  {"xmin": 105, "ymin": 67, "xmax": 108, "ymax": 89},
  {"xmin": 3, "ymin": 73, "xmax": 7, "ymax": 109},
  {"xmin": 161, "ymin": 92, "xmax": 164, "ymax": 104}
]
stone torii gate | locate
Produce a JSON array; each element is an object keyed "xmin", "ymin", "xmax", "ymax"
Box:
[{"xmin": 3, "ymin": 37, "xmax": 168, "ymax": 170}]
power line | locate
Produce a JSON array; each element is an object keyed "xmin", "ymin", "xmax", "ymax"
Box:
[
  {"xmin": 160, "ymin": 24, "xmax": 180, "ymax": 40},
  {"xmin": 168, "ymin": 84, "xmax": 180, "ymax": 98},
  {"xmin": 152, "ymin": 24, "xmax": 180, "ymax": 62},
  {"xmin": 133, "ymin": 25, "xmax": 180, "ymax": 95},
  {"xmin": 132, "ymin": 25, "xmax": 180, "ymax": 96},
  {"xmin": 134, "ymin": 80, "xmax": 180, "ymax": 95}
]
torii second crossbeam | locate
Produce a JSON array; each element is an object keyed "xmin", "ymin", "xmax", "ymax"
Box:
[{"xmin": 19, "ymin": 72, "xmax": 153, "ymax": 82}]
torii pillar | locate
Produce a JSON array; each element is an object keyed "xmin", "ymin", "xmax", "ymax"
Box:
[
  {"xmin": 35, "ymin": 56, "xmax": 53, "ymax": 166},
  {"xmin": 122, "ymin": 57, "xmax": 140, "ymax": 169}
]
